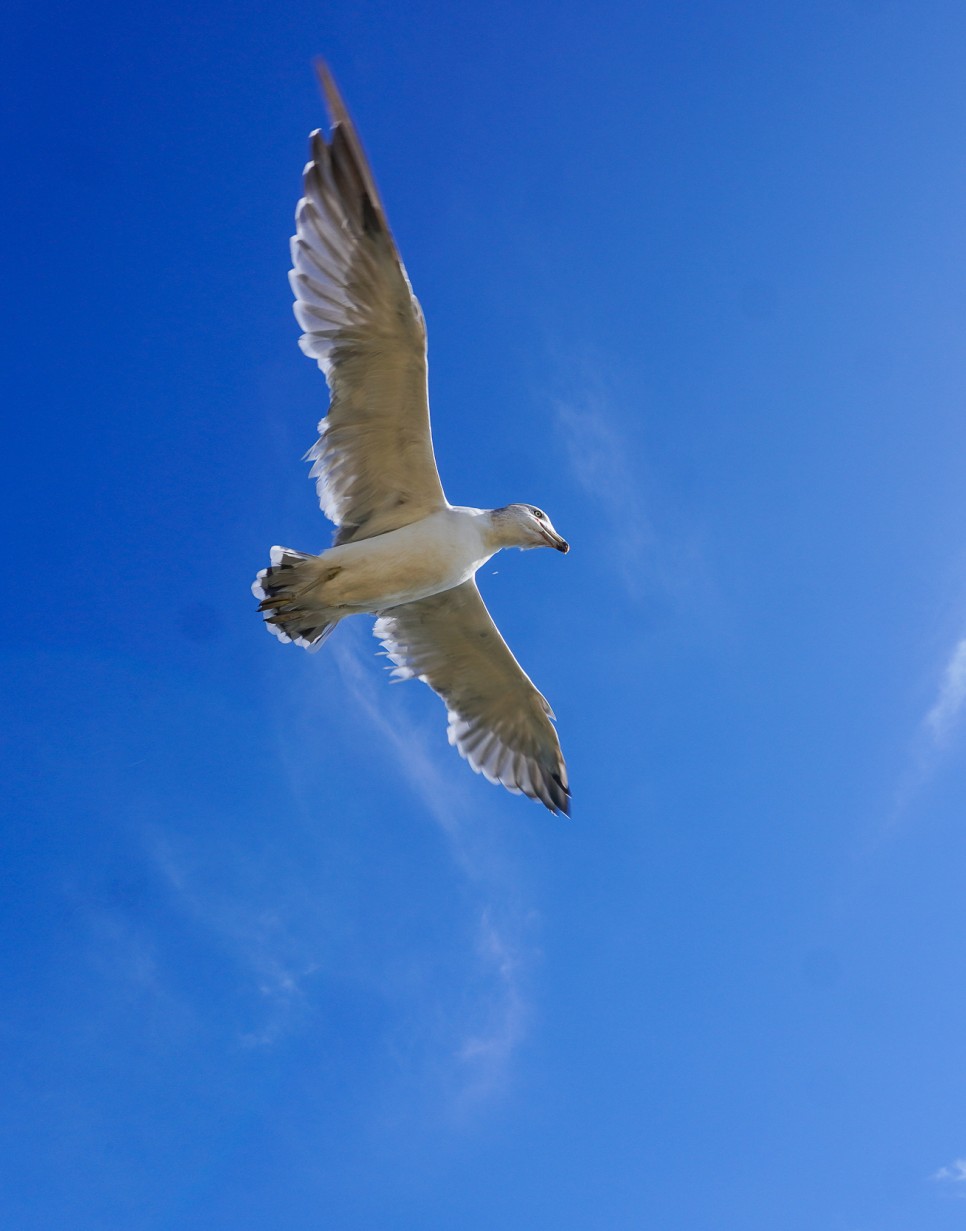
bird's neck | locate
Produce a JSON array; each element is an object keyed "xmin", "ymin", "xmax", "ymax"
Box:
[{"xmin": 482, "ymin": 507, "xmax": 521, "ymax": 552}]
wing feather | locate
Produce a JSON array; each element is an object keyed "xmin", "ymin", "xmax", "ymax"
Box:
[
  {"xmin": 293, "ymin": 64, "xmax": 448, "ymax": 544},
  {"xmin": 374, "ymin": 581, "xmax": 571, "ymax": 815}
]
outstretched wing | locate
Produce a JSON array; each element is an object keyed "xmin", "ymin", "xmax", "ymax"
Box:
[
  {"xmin": 292, "ymin": 63, "xmax": 448, "ymax": 544},
  {"xmin": 374, "ymin": 581, "xmax": 570, "ymax": 815}
]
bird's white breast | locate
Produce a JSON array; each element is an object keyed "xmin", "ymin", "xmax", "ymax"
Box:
[{"xmin": 322, "ymin": 507, "xmax": 492, "ymax": 611}]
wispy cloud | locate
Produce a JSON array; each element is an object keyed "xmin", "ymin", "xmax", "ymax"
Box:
[
  {"xmin": 455, "ymin": 907, "xmax": 529, "ymax": 1105},
  {"xmin": 328, "ymin": 627, "xmax": 537, "ymax": 1102},
  {"xmin": 143, "ymin": 824, "xmax": 321, "ymax": 1047},
  {"xmin": 129, "ymin": 622, "xmax": 537, "ymax": 1105},
  {"xmin": 890, "ymin": 631, "xmax": 966, "ymax": 823},
  {"xmin": 931, "ymin": 1157, "xmax": 966, "ymax": 1198},
  {"xmin": 925, "ymin": 637, "xmax": 966, "ymax": 747},
  {"xmin": 330, "ymin": 631, "xmax": 465, "ymax": 840},
  {"xmin": 553, "ymin": 393, "xmax": 654, "ymax": 602},
  {"xmin": 932, "ymin": 1158, "xmax": 966, "ymax": 1183},
  {"xmin": 551, "ymin": 380, "xmax": 719, "ymax": 626}
]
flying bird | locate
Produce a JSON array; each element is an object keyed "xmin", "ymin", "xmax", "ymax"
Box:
[{"xmin": 254, "ymin": 64, "xmax": 571, "ymax": 815}]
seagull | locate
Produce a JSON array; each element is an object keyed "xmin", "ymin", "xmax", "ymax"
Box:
[{"xmin": 253, "ymin": 64, "xmax": 571, "ymax": 815}]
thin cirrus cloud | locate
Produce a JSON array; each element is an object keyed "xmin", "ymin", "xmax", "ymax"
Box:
[
  {"xmin": 553, "ymin": 392, "xmax": 654, "ymax": 603},
  {"xmin": 932, "ymin": 1158, "xmax": 966, "ymax": 1189},
  {"xmin": 924, "ymin": 636, "xmax": 966, "ymax": 747},
  {"xmin": 891, "ymin": 632, "xmax": 966, "ymax": 823},
  {"xmin": 143, "ymin": 822, "xmax": 321, "ymax": 1047},
  {"xmin": 329, "ymin": 630, "xmax": 466, "ymax": 840},
  {"xmin": 327, "ymin": 629, "xmax": 537, "ymax": 1102},
  {"xmin": 455, "ymin": 907, "xmax": 528, "ymax": 1104},
  {"xmin": 551, "ymin": 380, "xmax": 718, "ymax": 623}
]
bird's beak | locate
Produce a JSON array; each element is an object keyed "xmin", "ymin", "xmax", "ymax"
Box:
[{"xmin": 542, "ymin": 529, "xmax": 569, "ymax": 553}]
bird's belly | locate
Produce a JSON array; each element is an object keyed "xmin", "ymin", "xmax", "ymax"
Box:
[{"xmin": 323, "ymin": 519, "xmax": 485, "ymax": 611}]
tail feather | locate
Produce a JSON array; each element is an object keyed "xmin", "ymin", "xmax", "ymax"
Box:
[{"xmin": 252, "ymin": 546, "xmax": 339, "ymax": 652}]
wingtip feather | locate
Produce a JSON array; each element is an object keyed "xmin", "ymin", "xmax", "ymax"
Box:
[{"xmin": 314, "ymin": 59, "xmax": 349, "ymax": 130}]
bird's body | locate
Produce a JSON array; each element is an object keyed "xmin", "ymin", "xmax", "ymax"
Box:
[
  {"xmin": 262, "ymin": 507, "xmax": 494, "ymax": 623},
  {"xmin": 254, "ymin": 64, "xmax": 572, "ymax": 814},
  {"xmin": 313, "ymin": 506, "xmax": 495, "ymax": 611}
]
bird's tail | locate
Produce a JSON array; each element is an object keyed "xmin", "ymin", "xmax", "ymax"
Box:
[{"xmin": 252, "ymin": 547, "xmax": 339, "ymax": 652}]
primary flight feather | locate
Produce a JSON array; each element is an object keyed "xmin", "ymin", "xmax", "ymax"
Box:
[{"xmin": 254, "ymin": 63, "xmax": 571, "ymax": 815}]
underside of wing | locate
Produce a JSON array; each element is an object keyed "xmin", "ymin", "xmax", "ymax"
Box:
[
  {"xmin": 374, "ymin": 581, "xmax": 570, "ymax": 815},
  {"xmin": 293, "ymin": 64, "xmax": 448, "ymax": 543}
]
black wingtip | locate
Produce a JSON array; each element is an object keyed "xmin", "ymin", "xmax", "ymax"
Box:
[
  {"xmin": 547, "ymin": 773, "xmax": 571, "ymax": 818},
  {"xmin": 360, "ymin": 188, "xmax": 382, "ymax": 238}
]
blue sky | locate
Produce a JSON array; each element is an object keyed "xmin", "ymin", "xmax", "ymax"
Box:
[{"xmin": 5, "ymin": 0, "xmax": 966, "ymax": 1226}]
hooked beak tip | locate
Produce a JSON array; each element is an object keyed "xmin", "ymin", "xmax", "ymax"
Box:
[{"xmin": 557, "ymin": 539, "xmax": 570, "ymax": 554}]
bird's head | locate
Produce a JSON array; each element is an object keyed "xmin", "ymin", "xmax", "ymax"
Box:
[{"xmin": 491, "ymin": 504, "xmax": 569, "ymax": 553}]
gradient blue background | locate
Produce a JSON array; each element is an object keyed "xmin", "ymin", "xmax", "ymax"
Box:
[{"xmin": 5, "ymin": 1, "xmax": 966, "ymax": 1227}]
